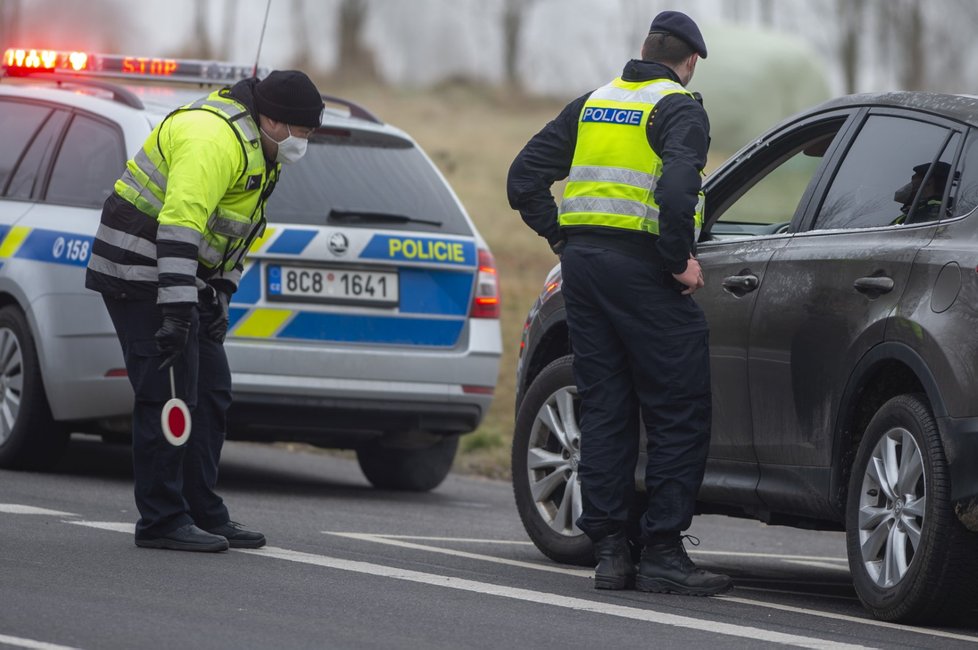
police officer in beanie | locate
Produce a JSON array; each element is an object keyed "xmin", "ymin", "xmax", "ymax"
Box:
[
  {"xmin": 508, "ymin": 11, "xmax": 732, "ymax": 595},
  {"xmin": 86, "ymin": 70, "xmax": 324, "ymax": 552}
]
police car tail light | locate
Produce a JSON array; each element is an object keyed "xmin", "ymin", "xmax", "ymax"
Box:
[
  {"xmin": 471, "ymin": 249, "xmax": 500, "ymax": 319},
  {"xmin": 2, "ymin": 48, "xmax": 264, "ymax": 83}
]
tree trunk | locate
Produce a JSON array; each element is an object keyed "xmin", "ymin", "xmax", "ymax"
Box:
[
  {"xmin": 193, "ymin": 0, "xmax": 212, "ymax": 59},
  {"xmin": 337, "ymin": 0, "xmax": 374, "ymax": 80}
]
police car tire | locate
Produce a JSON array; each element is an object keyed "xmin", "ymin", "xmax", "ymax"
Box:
[
  {"xmin": 844, "ymin": 393, "xmax": 978, "ymax": 624},
  {"xmin": 356, "ymin": 435, "xmax": 458, "ymax": 492},
  {"xmin": 512, "ymin": 355, "xmax": 594, "ymax": 567},
  {"xmin": 0, "ymin": 306, "xmax": 67, "ymax": 470}
]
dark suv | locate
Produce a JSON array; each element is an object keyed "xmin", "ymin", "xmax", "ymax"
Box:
[{"xmin": 512, "ymin": 92, "xmax": 978, "ymax": 624}]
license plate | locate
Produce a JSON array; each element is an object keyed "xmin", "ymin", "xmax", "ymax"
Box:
[{"xmin": 266, "ymin": 264, "xmax": 399, "ymax": 306}]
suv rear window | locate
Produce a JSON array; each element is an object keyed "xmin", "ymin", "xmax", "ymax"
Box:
[{"xmin": 266, "ymin": 128, "xmax": 472, "ymax": 236}]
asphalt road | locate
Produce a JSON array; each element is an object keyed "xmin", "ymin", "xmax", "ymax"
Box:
[{"xmin": 2, "ymin": 437, "xmax": 977, "ymax": 650}]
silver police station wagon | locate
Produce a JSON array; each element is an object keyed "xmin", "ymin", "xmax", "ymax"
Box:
[{"xmin": 0, "ymin": 48, "xmax": 501, "ymax": 491}]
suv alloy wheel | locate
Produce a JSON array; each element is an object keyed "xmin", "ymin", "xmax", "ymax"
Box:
[
  {"xmin": 512, "ymin": 355, "xmax": 593, "ymax": 566},
  {"xmin": 845, "ymin": 393, "xmax": 978, "ymax": 623}
]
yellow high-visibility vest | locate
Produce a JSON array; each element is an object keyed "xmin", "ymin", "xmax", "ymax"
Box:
[{"xmin": 559, "ymin": 77, "xmax": 704, "ymax": 237}]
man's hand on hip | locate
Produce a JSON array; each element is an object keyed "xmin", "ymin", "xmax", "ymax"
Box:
[{"xmin": 672, "ymin": 255, "xmax": 705, "ymax": 295}]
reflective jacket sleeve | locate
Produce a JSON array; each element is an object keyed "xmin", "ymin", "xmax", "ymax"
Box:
[
  {"xmin": 155, "ymin": 111, "xmax": 244, "ymax": 306},
  {"xmin": 507, "ymin": 93, "xmax": 590, "ymax": 249},
  {"xmin": 649, "ymin": 93, "xmax": 710, "ymax": 275}
]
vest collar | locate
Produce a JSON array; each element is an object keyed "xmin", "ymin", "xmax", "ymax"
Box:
[{"xmin": 621, "ymin": 59, "xmax": 682, "ymax": 85}]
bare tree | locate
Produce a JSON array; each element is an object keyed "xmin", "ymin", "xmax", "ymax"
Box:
[
  {"xmin": 221, "ymin": 0, "xmax": 239, "ymax": 61},
  {"xmin": 503, "ymin": 0, "xmax": 532, "ymax": 86},
  {"xmin": 0, "ymin": 0, "xmax": 22, "ymax": 50},
  {"xmin": 837, "ymin": 0, "xmax": 868, "ymax": 94},
  {"xmin": 337, "ymin": 0, "xmax": 374, "ymax": 79},
  {"xmin": 757, "ymin": 0, "xmax": 775, "ymax": 26},
  {"xmin": 191, "ymin": 0, "xmax": 213, "ymax": 59},
  {"xmin": 289, "ymin": 0, "xmax": 312, "ymax": 68}
]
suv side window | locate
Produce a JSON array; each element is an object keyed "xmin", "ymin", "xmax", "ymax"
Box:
[
  {"xmin": 813, "ymin": 115, "xmax": 952, "ymax": 230},
  {"xmin": 707, "ymin": 119, "xmax": 846, "ymax": 240},
  {"xmin": 0, "ymin": 99, "xmax": 52, "ymax": 194},
  {"xmin": 45, "ymin": 114, "xmax": 125, "ymax": 208}
]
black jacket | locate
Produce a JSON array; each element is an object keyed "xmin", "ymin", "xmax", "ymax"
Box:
[{"xmin": 506, "ymin": 60, "xmax": 710, "ymax": 274}]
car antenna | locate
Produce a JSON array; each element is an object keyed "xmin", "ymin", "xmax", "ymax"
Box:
[{"xmin": 252, "ymin": 0, "xmax": 273, "ymax": 78}]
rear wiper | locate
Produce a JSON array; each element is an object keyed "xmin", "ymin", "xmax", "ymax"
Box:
[{"xmin": 328, "ymin": 209, "xmax": 443, "ymax": 227}]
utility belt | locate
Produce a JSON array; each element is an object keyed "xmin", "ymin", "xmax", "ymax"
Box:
[{"xmin": 564, "ymin": 227, "xmax": 660, "ymax": 264}]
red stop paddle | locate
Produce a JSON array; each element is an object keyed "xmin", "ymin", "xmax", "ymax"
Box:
[{"xmin": 162, "ymin": 366, "xmax": 191, "ymax": 446}]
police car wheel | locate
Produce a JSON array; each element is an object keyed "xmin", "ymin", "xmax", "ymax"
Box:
[
  {"xmin": 845, "ymin": 393, "xmax": 978, "ymax": 624},
  {"xmin": 0, "ymin": 306, "xmax": 67, "ymax": 470},
  {"xmin": 356, "ymin": 435, "xmax": 458, "ymax": 492},
  {"xmin": 512, "ymin": 355, "xmax": 593, "ymax": 567}
]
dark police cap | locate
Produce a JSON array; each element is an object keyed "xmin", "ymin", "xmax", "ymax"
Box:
[
  {"xmin": 649, "ymin": 10, "xmax": 707, "ymax": 59},
  {"xmin": 913, "ymin": 161, "xmax": 951, "ymax": 180},
  {"xmin": 255, "ymin": 70, "xmax": 324, "ymax": 128}
]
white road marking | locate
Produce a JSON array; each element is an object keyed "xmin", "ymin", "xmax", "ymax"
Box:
[
  {"xmin": 332, "ymin": 532, "xmax": 978, "ymax": 643},
  {"xmin": 350, "ymin": 534, "xmax": 534, "ymax": 545},
  {"xmin": 0, "ymin": 634, "xmax": 81, "ymax": 650},
  {"xmin": 243, "ymin": 546, "xmax": 870, "ymax": 650},
  {"xmin": 0, "ymin": 504, "xmax": 77, "ymax": 517},
  {"xmin": 325, "ymin": 531, "xmax": 593, "ymax": 577},
  {"xmin": 65, "ymin": 521, "xmax": 133, "ymax": 534},
  {"xmin": 51, "ymin": 523, "xmax": 978, "ymax": 644},
  {"xmin": 720, "ymin": 596, "xmax": 978, "ymax": 644}
]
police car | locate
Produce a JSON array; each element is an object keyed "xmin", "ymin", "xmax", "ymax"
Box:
[{"xmin": 0, "ymin": 48, "xmax": 501, "ymax": 491}]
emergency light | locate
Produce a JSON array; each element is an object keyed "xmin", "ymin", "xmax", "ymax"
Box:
[{"xmin": 1, "ymin": 48, "xmax": 267, "ymax": 83}]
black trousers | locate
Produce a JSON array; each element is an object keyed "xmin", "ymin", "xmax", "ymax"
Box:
[
  {"xmin": 561, "ymin": 243, "xmax": 712, "ymax": 544},
  {"xmin": 103, "ymin": 296, "xmax": 231, "ymax": 538}
]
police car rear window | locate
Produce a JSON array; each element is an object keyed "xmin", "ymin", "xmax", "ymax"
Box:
[{"xmin": 266, "ymin": 129, "xmax": 471, "ymax": 236}]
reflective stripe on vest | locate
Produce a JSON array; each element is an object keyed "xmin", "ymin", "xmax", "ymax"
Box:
[
  {"xmin": 559, "ymin": 77, "xmax": 704, "ymax": 238},
  {"xmin": 114, "ymin": 89, "xmax": 270, "ymax": 273}
]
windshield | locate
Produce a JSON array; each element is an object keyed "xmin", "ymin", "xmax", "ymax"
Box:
[{"xmin": 266, "ymin": 128, "xmax": 472, "ymax": 236}]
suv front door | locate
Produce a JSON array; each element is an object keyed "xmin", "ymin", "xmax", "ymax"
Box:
[
  {"xmin": 749, "ymin": 110, "xmax": 962, "ymax": 519},
  {"xmin": 696, "ymin": 112, "xmax": 854, "ymax": 508}
]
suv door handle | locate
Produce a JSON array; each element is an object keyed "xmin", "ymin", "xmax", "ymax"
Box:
[
  {"xmin": 853, "ymin": 276, "xmax": 894, "ymax": 295},
  {"xmin": 721, "ymin": 274, "xmax": 759, "ymax": 294}
]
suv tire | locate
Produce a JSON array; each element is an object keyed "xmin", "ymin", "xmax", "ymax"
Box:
[
  {"xmin": 0, "ymin": 306, "xmax": 67, "ymax": 469},
  {"xmin": 512, "ymin": 355, "xmax": 593, "ymax": 566},
  {"xmin": 845, "ymin": 393, "xmax": 978, "ymax": 623},
  {"xmin": 357, "ymin": 434, "xmax": 458, "ymax": 492}
]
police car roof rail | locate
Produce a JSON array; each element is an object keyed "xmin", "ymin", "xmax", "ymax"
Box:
[
  {"xmin": 2, "ymin": 72, "xmax": 145, "ymax": 109},
  {"xmin": 321, "ymin": 93, "xmax": 382, "ymax": 124}
]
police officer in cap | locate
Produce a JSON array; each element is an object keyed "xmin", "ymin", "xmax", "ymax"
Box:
[
  {"xmin": 508, "ymin": 10, "xmax": 732, "ymax": 595},
  {"xmin": 86, "ymin": 70, "xmax": 324, "ymax": 552}
]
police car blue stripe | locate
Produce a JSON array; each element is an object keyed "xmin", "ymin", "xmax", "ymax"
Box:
[
  {"xmin": 266, "ymin": 229, "xmax": 317, "ymax": 255},
  {"xmin": 360, "ymin": 235, "xmax": 475, "ymax": 267},
  {"xmin": 228, "ymin": 307, "xmax": 248, "ymax": 330},
  {"xmin": 279, "ymin": 312, "xmax": 463, "ymax": 347},
  {"xmin": 233, "ymin": 263, "xmax": 261, "ymax": 305},
  {"xmin": 399, "ymin": 268, "xmax": 472, "ymax": 316},
  {"xmin": 14, "ymin": 229, "xmax": 93, "ymax": 267}
]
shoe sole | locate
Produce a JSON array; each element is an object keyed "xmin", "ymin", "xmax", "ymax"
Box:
[
  {"xmin": 135, "ymin": 538, "xmax": 229, "ymax": 552},
  {"xmin": 635, "ymin": 576, "xmax": 732, "ymax": 596},
  {"xmin": 226, "ymin": 537, "xmax": 267, "ymax": 549},
  {"xmin": 594, "ymin": 574, "xmax": 636, "ymax": 590}
]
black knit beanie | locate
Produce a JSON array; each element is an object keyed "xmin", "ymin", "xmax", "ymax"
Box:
[{"xmin": 254, "ymin": 70, "xmax": 323, "ymax": 128}]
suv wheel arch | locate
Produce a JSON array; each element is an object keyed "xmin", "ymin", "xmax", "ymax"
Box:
[{"xmin": 832, "ymin": 342, "xmax": 947, "ymax": 514}]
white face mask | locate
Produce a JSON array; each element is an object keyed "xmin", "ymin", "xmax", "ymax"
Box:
[{"xmin": 263, "ymin": 125, "xmax": 308, "ymax": 164}]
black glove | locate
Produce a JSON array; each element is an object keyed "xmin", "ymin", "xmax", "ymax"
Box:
[
  {"xmin": 207, "ymin": 291, "xmax": 230, "ymax": 343},
  {"xmin": 156, "ymin": 307, "xmax": 191, "ymax": 370}
]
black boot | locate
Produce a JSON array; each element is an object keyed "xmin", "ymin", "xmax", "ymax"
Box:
[
  {"xmin": 636, "ymin": 535, "xmax": 732, "ymax": 596},
  {"xmin": 592, "ymin": 531, "xmax": 636, "ymax": 590}
]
